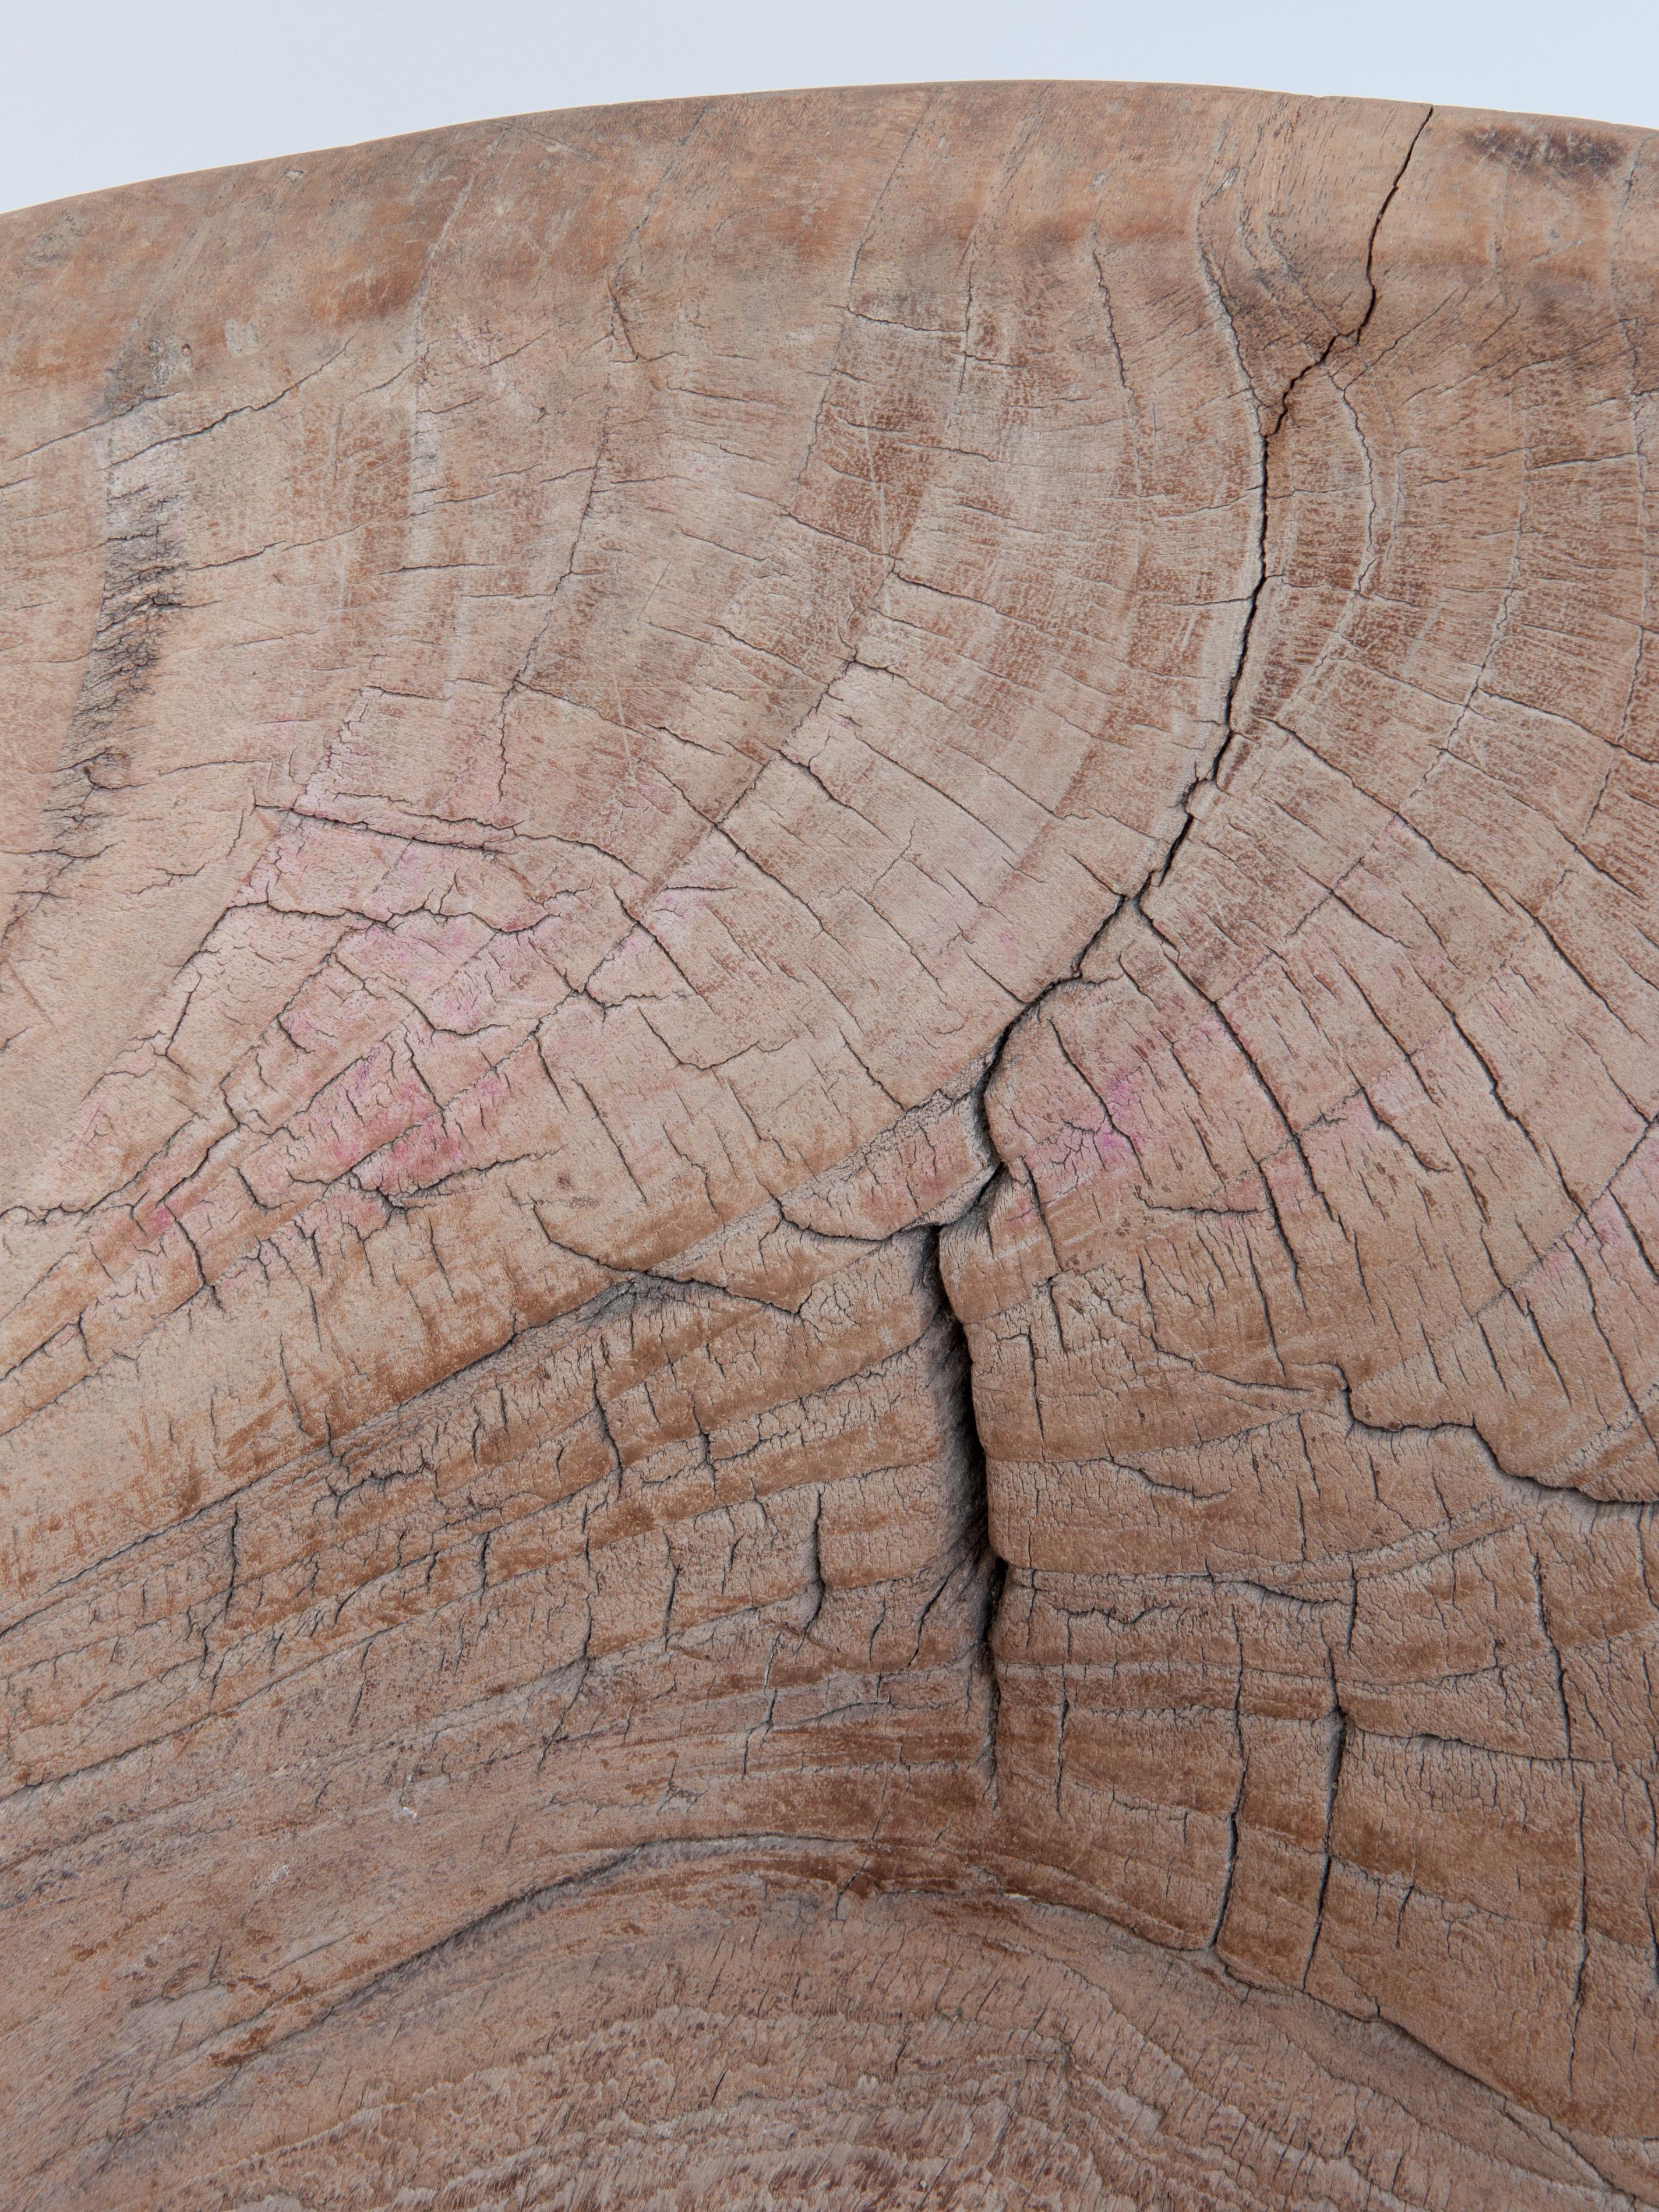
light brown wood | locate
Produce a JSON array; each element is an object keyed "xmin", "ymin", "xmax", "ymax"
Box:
[{"xmin": 3, "ymin": 81, "xmax": 1657, "ymax": 2208}]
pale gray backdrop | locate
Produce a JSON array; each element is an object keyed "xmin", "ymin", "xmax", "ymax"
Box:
[{"xmin": 5, "ymin": 0, "xmax": 1656, "ymax": 217}]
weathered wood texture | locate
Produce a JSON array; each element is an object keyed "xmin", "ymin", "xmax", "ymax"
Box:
[{"xmin": 3, "ymin": 80, "xmax": 1658, "ymax": 2209}]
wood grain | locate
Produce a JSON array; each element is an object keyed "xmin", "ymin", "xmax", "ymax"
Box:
[{"xmin": 3, "ymin": 82, "xmax": 1657, "ymax": 2207}]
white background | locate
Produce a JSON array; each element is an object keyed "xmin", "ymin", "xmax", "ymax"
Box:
[{"xmin": 5, "ymin": 0, "xmax": 1657, "ymax": 216}]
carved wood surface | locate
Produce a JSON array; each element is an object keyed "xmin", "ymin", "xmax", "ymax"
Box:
[{"xmin": 3, "ymin": 81, "xmax": 1658, "ymax": 2207}]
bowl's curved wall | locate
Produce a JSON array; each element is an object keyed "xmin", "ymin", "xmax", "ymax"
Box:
[{"xmin": 3, "ymin": 80, "xmax": 1657, "ymax": 2207}]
